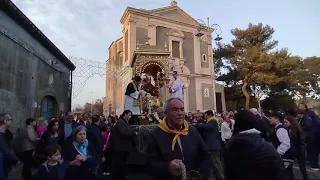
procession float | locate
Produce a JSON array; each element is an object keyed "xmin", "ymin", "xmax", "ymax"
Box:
[
  {"xmin": 130, "ymin": 41, "xmax": 172, "ymax": 125},
  {"xmin": 127, "ymin": 42, "xmax": 199, "ymax": 180}
]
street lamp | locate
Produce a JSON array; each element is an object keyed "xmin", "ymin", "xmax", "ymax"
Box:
[
  {"xmin": 195, "ymin": 17, "xmax": 222, "ymax": 42},
  {"xmin": 195, "ymin": 17, "xmax": 223, "ymax": 112},
  {"xmin": 90, "ymin": 92, "xmax": 93, "ymax": 117}
]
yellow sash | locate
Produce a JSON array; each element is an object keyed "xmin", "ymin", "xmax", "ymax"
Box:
[
  {"xmin": 159, "ymin": 118, "xmax": 189, "ymax": 151},
  {"xmin": 207, "ymin": 116, "xmax": 221, "ymax": 130}
]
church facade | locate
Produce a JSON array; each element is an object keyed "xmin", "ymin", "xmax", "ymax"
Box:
[{"xmin": 104, "ymin": 1, "xmax": 226, "ymax": 115}]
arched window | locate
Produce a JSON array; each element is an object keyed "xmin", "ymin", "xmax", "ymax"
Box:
[{"xmin": 202, "ymin": 54, "xmax": 207, "ymax": 62}]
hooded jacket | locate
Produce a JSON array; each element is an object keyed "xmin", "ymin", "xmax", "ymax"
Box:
[
  {"xmin": 34, "ymin": 159, "xmax": 69, "ymax": 180},
  {"xmin": 224, "ymin": 128, "xmax": 288, "ymax": 180}
]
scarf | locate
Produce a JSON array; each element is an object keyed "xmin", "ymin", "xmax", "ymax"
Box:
[
  {"xmin": 207, "ymin": 116, "xmax": 220, "ymax": 130},
  {"xmin": 73, "ymin": 139, "xmax": 89, "ymax": 156},
  {"xmin": 159, "ymin": 118, "xmax": 189, "ymax": 151}
]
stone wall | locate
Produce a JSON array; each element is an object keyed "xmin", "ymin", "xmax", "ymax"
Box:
[{"xmin": 0, "ymin": 10, "xmax": 71, "ymax": 133}]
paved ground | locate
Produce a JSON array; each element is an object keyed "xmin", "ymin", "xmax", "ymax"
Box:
[
  {"xmin": 292, "ymin": 165, "xmax": 320, "ymax": 179},
  {"xmin": 7, "ymin": 162, "xmax": 320, "ymax": 180}
]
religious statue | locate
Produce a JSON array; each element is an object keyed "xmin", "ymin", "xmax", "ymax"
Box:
[
  {"xmin": 141, "ymin": 76, "xmax": 159, "ymax": 97},
  {"xmin": 139, "ymin": 71, "xmax": 169, "ymax": 115}
]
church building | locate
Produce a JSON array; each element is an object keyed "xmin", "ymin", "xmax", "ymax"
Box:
[{"xmin": 105, "ymin": 1, "xmax": 226, "ymax": 115}]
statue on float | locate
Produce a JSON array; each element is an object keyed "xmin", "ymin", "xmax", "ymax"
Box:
[{"xmin": 139, "ymin": 71, "xmax": 170, "ymax": 124}]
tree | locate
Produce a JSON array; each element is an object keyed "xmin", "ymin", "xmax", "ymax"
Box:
[
  {"xmin": 294, "ymin": 56, "xmax": 320, "ymax": 101},
  {"xmin": 215, "ymin": 44, "xmax": 247, "ymax": 109},
  {"xmin": 83, "ymin": 98, "xmax": 104, "ymax": 115},
  {"xmin": 262, "ymin": 92, "xmax": 296, "ymax": 111},
  {"xmin": 83, "ymin": 103, "xmax": 92, "ymax": 114},
  {"xmin": 93, "ymin": 98, "xmax": 104, "ymax": 115},
  {"xmin": 73, "ymin": 104, "xmax": 83, "ymax": 111},
  {"xmin": 222, "ymin": 23, "xmax": 301, "ymax": 110}
]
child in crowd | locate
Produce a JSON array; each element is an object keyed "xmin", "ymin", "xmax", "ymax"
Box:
[{"xmin": 34, "ymin": 144, "xmax": 81, "ymax": 180}]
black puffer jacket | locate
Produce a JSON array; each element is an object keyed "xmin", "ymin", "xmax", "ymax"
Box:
[{"xmin": 224, "ymin": 129, "xmax": 288, "ymax": 180}]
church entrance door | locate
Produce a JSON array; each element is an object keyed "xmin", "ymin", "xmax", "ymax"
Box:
[{"xmin": 41, "ymin": 96, "xmax": 56, "ymax": 121}]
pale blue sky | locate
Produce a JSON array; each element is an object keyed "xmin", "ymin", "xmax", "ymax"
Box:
[{"xmin": 13, "ymin": 0, "xmax": 320, "ymax": 107}]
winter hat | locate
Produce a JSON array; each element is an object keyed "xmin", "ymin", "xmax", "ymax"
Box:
[{"xmin": 233, "ymin": 110, "xmax": 259, "ymax": 133}]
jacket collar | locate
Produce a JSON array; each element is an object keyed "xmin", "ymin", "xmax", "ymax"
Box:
[
  {"xmin": 42, "ymin": 159, "xmax": 64, "ymax": 172},
  {"xmin": 239, "ymin": 128, "xmax": 261, "ymax": 134}
]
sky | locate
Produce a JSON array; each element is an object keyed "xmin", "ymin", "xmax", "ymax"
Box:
[{"xmin": 12, "ymin": 0, "xmax": 320, "ymax": 107}]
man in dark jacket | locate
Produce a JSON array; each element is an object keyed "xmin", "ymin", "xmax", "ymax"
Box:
[
  {"xmin": 297, "ymin": 109, "xmax": 312, "ymax": 139},
  {"xmin": 197, "ymin": 110, "xmax": 224, "ymax": 180},
  {"xmin": 147, "ymin": 98, "xmax": 211, "ymax": 180},
  {"xmin": 111, "ymin": 110, "xmax": 138, "ymax": 180},
  {"xmin": 250, "ymin": 108, "xmax": 270, "ymax": 140},
  {"xmin": 0, "ymin": 114, "xmax": 19, "ymax": 179},
  {"xmin": 224, "ymin": 110, "xmax": 288, "ymax": 180},
  {"xmin": 299, "ymin": 103, "xmax": 320, "ymax": 123},
  {"xmin": 0, "ymin": 152, "xmax": 4, "ymax": 180},
  {"xmin": 87, "ymin": 114, "xmax": 104, "ymax": 175},
  {"xmin": 309, "ymin": 122, "xmax": 320, "ymax": 173},
  {"xmin": 59, "ymin": 112, "xmax": 78, "ymax": 143},
  {"xmin": 87, "ymin": 115, "xmax": 104, "ymax": 156}
]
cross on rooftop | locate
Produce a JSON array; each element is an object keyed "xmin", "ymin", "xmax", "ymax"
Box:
[{"xmin": 171, "ymin": 0, "xmax": 178, "ymax": 6}]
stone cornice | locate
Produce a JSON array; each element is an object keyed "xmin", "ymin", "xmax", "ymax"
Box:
[
  {"xmin": 120, "ymin": 7, "xmax": 200, "ymax": 30},
  {"xmin": 108, "ymin": 36, "xmax": 123, "ymax": 50}
]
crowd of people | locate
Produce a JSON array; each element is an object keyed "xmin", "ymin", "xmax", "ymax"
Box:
[
  {"xmin": 0, "ymin": 113, "xmax": 116, "ymax": 180},
  {"xmin": 0, "ymin": 99, "xmax": 320, "ymax": 180}
]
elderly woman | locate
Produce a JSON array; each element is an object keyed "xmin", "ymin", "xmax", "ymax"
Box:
[{"xmin": 62, "ymin": 125, "xmax": 99, "ymax": 180}]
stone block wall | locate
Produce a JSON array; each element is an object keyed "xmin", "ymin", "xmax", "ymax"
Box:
[{"xmin": 0, "ymin": 10, "xmax": 72, "ymax": 133}]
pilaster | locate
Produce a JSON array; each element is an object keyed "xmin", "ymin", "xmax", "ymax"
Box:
[
  {"xmin": 195, "ymin": 77, "xmax": 202, "ymax": 110},
  {"xmin": 182, "ymin": 77, "xmax": 190, "ymax": 112},
  {"xmin": 128, "ymin": 20, "xmax": 136, "ymax": 63},
  {"xmin": 193, "ymin": 34, "xmax": 201, "ymax": 74}
]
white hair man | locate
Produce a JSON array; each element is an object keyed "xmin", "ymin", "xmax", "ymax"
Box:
[
  {"xmin": 147, "ymin": 98, "xmax": 211, "ymax": 180},
  {"xmin": 156, "ymin": 107, "xmax": 165, "ymax": 120},
  {"xmin": 250, "ymin": 108, "xmax": 258, "ymax": 114}
]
